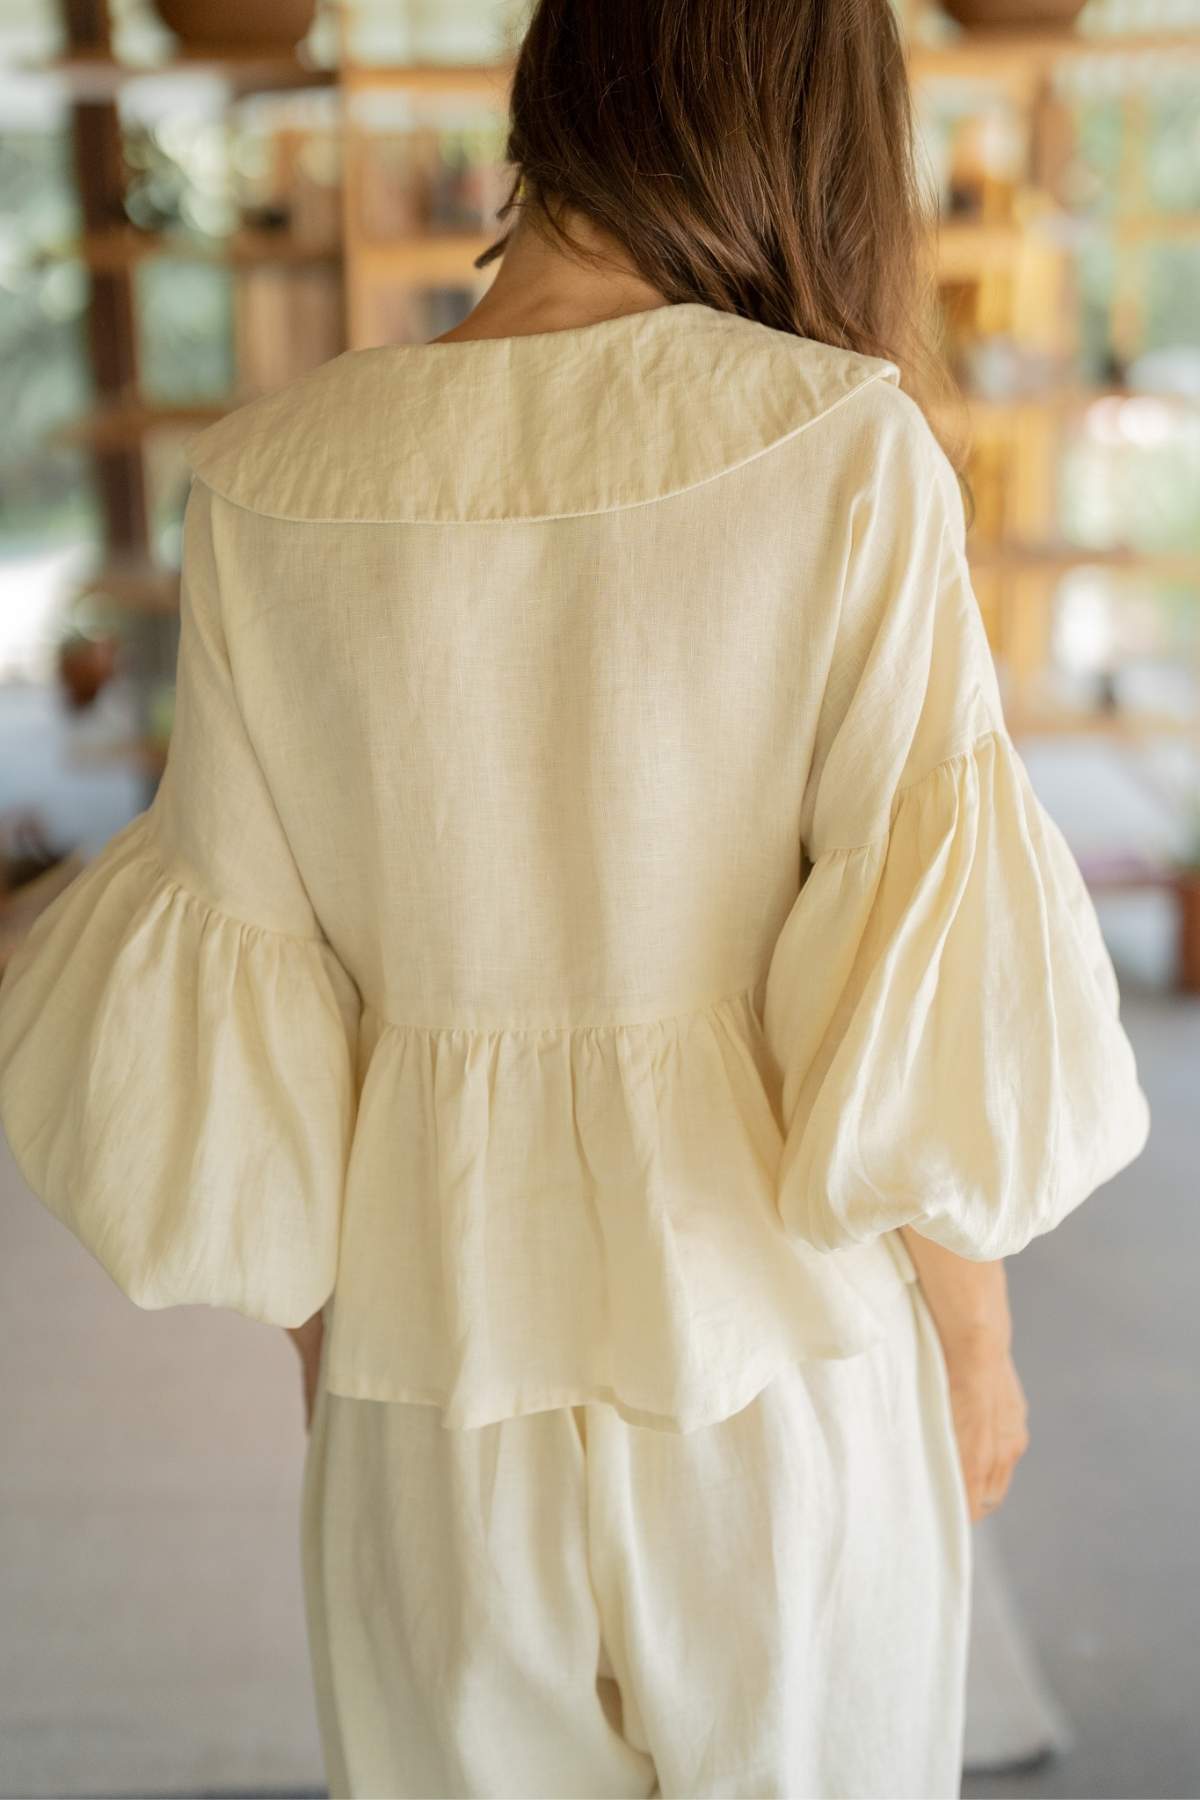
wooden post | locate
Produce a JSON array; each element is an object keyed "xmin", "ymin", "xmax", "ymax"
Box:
[{"xmin": 61, "ymin": 0, "xmax": 149, "ymax": 555}]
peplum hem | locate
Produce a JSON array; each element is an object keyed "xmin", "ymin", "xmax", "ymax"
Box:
[{"xmin": 322, "ymin": 983, "xmax": 918, "ymax": 1431}]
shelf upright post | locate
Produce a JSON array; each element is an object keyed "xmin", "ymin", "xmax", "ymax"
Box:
[{"xmin": 61, "ymin": 0, "xmax": 150, "ymax": 561}]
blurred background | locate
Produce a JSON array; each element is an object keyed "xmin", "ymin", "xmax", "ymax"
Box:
[{"xmin": 0, "ymin": 1, "xmax": 1197, "ymax": 1796}]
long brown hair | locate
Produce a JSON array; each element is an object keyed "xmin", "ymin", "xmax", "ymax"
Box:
[{"xmin": 478, "ymin": 0, "xmax": 971, "ymax": 505}]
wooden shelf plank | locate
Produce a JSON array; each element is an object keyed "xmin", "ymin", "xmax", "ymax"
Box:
[
  {"xmin": 910, "ymin": 26, "xmax": 1200, "ymax": 81},
  {"xmin": 355, "ymin": 234, "xmax": 495, "ymax": 285},
  {"xmin": 65, "ymin": 737, "xmax": 171, "ymax": 775},
  {"xmin": 31, "ymin": 48, "xmax": 335, "ymax": 98},
  {"xmin": 39, "ymin": 32, "xmax": 1200, "ymax": 102},
  {"xmin": 1074, "ymin": 850, "xmax": 1195, "ymax": 890},
  {"xmin": 936, "ymin": 211, "xmax": 1200, "ymax": 281},
  {"xmin": 342, "ymin": 62, "xmax": 513, "ymax": 98},
  {"xmin": 74, "ymin": 555, "xmax": 181, "ymax": 612},
  {"xmin": 937, "ymin": 220, "xmax": 1022, "ymax": 278},
  {"xmin": 930, "ymin": 386, "xmax": 1200, "ymax": 426},
  {"xmin": 76, "ymin": 227, "xmax": 340, "ymax": 270},
  {"xmin": 344, "ymin": 32, "xmax": 1200, "ymax": 99},
  {"xmin": 53, "ymin": 397, "xmax": 235, "ymax": 451},
  {"xmin": 1112, "ymin": 213, "xmax": 1200, "ymax": 246},
  {"xmin": 968, "ymin": 546, "xmax": 1200, "ymax": 578},
  {"xmin": 1007, "ymin": 709, "xmax": 1200, "ymax": 742}
]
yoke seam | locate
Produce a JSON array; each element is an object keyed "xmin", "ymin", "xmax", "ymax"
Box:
[{"xmin": 361, "ymin": 974, "xmax": 769, "ymax": 1038}]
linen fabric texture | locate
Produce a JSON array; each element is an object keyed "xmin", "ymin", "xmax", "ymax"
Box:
[
  {"xmin": 0, "ymin": 302, "xmax": 1151, "ymax": 1432},
  {"xmin": 301, "ymin": 1276, "xmax": 972, "ymax": 1799}
]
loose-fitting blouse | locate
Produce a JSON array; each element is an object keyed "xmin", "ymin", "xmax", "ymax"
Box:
[{"xmin": 0, "ymin": 303, "xmax": 1150, "ymax": 1430}]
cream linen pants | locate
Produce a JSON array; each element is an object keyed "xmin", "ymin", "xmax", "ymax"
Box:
[{"xmin": 299, "ymin": 1278, "xmax": 972, "ymax": 1800}]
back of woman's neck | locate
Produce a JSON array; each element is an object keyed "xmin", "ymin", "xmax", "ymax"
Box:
[{"xmin": 429, "ymin": 205, "xmax": 669, "ymax": 344}]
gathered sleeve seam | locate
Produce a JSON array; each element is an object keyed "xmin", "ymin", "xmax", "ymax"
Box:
[
  {"xmin": 805, "ymin": 723, "xmax": 1012, "ymax": 864},
  {"xmin": 128, "ymin": 811, "xmax": 332, "ymax": 950}
]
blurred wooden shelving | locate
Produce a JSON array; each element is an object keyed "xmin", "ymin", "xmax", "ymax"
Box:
[
  {"xmin": 52, "ymin": 396, "xmax": 233, "ymax": 451},
  {"xmin": 24, "ymin": 2, "xmax": 1200, "ymax": 785},
  {"xmin": 353, "ymin": 233, "xmax": 496, "ymax": 284},
  {"xmin": 335, "ymin": 23, "xmax": 507, "ymax": 350},
  {"xmin": 64, "ymin": 735, "xmax": 171, "ymax": 776},
  {"xmin": 966, "ymin": 546, "xmax": 1200, "ymax": 578},
  {"xmin": 34, "ymin": 46, "xmax": 335, "ymax": 96},
  {"xmin": 937, "ymin": 214, "xmax": 1200, "ymax": 283},
  {"xmin": 341, "ymin": 61, "xmax": 512, "ymax": 97},
  {"xmin": 1005, "ymin": 707, "xmax": 1199, "ymax": 740},
  {"xmin": 69, "ymin": 552, "xmax": 181, "ymax": 612},
  {"xmin": 75, "ymin": 227, "xmax": 340, "ymax": 270},
  {"xmin": 908, "ymin": 24, "xmax": 1200, "ymax": 79},
  {"xmin": 932, "ymin": 384, "xmax": 1200, "ymax": 424},
  {"xmin": 908, "ymin": 2, "xmax": 1200, "ymax": 750},
  {"xmin": 21, "ymin": 6, "xmax": 345, "ymax": 817}
]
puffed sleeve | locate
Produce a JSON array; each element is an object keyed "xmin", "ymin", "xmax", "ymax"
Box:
[
  {"xmin": 0, "ymin": 479, "xmax": 362, "ymax": 1324},
  {"xmin": 761, "ymin": 394, "xmax": 1151, "ymax": 1262}
]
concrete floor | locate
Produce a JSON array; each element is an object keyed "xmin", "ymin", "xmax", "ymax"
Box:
[
  {"xmin": 962, "ymin": 981, "xmax": 1200, "ymax": 1800},
  {"xmin": 0, "ymin": 1136, "xmax": 327, "ymax": 1798}
]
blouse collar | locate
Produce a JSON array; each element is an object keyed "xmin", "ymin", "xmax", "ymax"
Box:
[{"xmin": 184, "ymin": 301, "xmax": 900, "ymax": 525}]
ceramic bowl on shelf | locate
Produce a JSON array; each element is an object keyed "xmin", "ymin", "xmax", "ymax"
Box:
[
  {"xmin": 56, "ymin": 628, "xmax": 120, "ymax": 712},
  {"xmin": 152, "ymin": 0, "xmax": 316, "ymax": 52}
]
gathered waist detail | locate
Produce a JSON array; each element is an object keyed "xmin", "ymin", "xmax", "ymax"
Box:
[
  {"xmin": 359, "ymin": 974, "xmax": 771, "ymax": 1039},
  {"xmin": 0, "ymin": 803, "xmax": 918, "ymax": 1437},
  {"xmin": 324, "ymin": 978, "xmax": 916, "ymax": 1430}
]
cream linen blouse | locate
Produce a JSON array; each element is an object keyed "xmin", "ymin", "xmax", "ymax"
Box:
[{"xmin": 0, "ymin": 302, "xmax": 1151, "ymax": 1431}]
